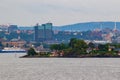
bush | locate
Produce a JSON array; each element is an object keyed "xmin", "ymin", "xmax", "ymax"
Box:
[{"xmin": 27, "ymin": 48, "xmax": 37, "ymax": 56}]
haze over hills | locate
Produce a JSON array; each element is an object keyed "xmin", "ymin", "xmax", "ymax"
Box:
[
  {"xmin": 18, "ymin": 22, "xmax": 120, "ymax": 31},
  {"xmin": 53, "ymin": 22, "xmax": 120, "ymax": 31},
  {"xmin": 18, "ymin": 26, "xmax": 33, "ymax": 30}
]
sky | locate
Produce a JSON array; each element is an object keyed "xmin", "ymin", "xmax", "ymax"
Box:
[{"xmin": 0, "ymin": 0, "xmax": 120, "ymax": 26}]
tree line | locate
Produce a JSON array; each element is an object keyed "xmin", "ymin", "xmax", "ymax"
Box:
[
  {"xmin": 50, "ymin": 38, "xmax": 120, "ymax": 57},
  {"xmin": 26, "ymin": 38, "xmax": 120, "ymax": 57}
]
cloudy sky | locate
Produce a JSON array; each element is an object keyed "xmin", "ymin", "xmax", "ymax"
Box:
[{"xmin": 0, "ymin": 0, "xmax": 120, "ymax": 26}]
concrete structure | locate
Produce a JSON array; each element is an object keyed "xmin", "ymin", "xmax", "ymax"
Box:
[
  {"xmin": 0, "ymin": 25, "xmax": 9, "ymax": 32},
  {"xmin": 8, "ymin": 25, "xmax": 18, "ymax": 33},
  {"xmin": 2, "ymin": 38, "xmax": 26, "ymax": 48},
  {"xmin": 34, "ymin": 23, "xmax": 53, "ymax": 42},
  {"xmin": 93, "ymin": 40, "xmax": 112, "ymax": 44}
]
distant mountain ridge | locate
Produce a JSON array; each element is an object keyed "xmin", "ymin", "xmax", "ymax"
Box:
[
  {"xmin": 18, "ymin": 26, "xmax": 33, "ymax": 30},
  {"xmin": 18, "ymin": 22, "xmax": 120, "ymax": 31},
  {"xmin": 53, "ymin": 22, "xmax": 120, "ymax": 31}
]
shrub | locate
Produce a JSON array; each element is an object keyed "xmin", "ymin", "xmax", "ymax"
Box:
[{"xmin": 27, "ymin": 47, "xmax": 37, "ymax": 56}]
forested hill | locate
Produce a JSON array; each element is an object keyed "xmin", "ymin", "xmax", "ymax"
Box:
[{"xmin": 53, "ymin": 22, "xmax": 120, "ymax": 31}]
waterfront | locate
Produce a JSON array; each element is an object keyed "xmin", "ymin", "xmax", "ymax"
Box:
[{"xmin": 0, "ymin": 53, "xmax": 120, "ymax": 80}]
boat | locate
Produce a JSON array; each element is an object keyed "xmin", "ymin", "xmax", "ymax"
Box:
[{"xmin": 0, "ymin": 47, "xmax": 26, "ymax": 53}]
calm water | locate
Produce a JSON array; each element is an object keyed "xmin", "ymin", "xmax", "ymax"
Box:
[{"xmin": 0, "ymin": 53, "xmax": 120, "ymax": 80}]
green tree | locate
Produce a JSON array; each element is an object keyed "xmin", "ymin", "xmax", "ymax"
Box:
[
  {"xmin": 73, "ymin": 39, "xmax": 88, "ymax": 54},
  {"xmin": 88, "ymin": 42, "xmax": 95, "ymax": 49},
  {"xmin": 27, "ymin": 47, "xmax": 37, "ymax": 56},
  {"xmin": 69, "ymin": 38, "xmax": 77, "ymax": 48},
  {"xmin": 98, "ymin": 44, "xmax": 109, "ymax": 51},
  {"xmin": 112, "ymin": 43, "xmax": 120, "ymax": 48},
  {"xmin": 59, "ymin": 43, "xmax": 69, "ymax": 50},
  {"xmin": 50, "ymin": 43, "xmax": 69, "ymax": 51},
  {"xmin": 50, "ymin": 44, "xmax": 59, "ymax": 50},
  {"xmin": 64, "ymin": 38, "xmax": 88, "ymax": 56}
]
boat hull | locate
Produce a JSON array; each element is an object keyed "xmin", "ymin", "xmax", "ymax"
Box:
[{"xmin": 0, "ymin": 50, "xmax": 26, "ymax": 53}]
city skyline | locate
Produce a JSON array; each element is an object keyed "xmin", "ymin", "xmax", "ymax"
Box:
[{"xmin": 0, "ymin": 0, "xmax": 120, "ymax": 26}]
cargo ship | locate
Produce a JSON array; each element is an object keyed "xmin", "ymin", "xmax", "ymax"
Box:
[{"xmin": 0, "ymin": 47, "xmax": 26, "ymax": 53}]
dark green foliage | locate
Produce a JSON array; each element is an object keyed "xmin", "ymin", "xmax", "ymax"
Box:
[
  {"xmin": 69, "ymin": 38, "xmax": 88, "ymax": 54},
  {"xmin": 88, "ymin": 42, "xmax": 95, "ymax": 49},
  {"xmin": 50, "ymin": 44, "xmax": 59, "ymax": 50},
  {"xmin": 27, "ymin": 47, "xmax": 37, "ymax": 56},
  {"xmin": 98, "ymin": 44, "xmax": 109, "ymax": 51},
  {"xmin": 50, "ymin": 38, "xmax": 87, "ymax": 56},
  {"xmin": 38, "ymin": 52, "xmax": 51, "ymax": 57},
  {"xmin": 50, "ymin": 38, "xmax": 88, "ymax": 57},
  {"xmin": 90, "ymin": 50, "xmax": 118, "ymax": 57},
  {"xmin": 111, "ymin": 43, "xmax": 120, "ymax": 48},
  {"xmin": 50, "ymin": 43, "xmax": 69, "ymax": 50},
  {"xmin": 73, "ymin": 39, "xmax": 88, "ymax": 50},
  {"xmin": 50, "ymin": 38, "xmax": 120, "ymax": 57},
  {"xmin": 69, "ymin": 38, "xmax": 77, "ymax": 48}
]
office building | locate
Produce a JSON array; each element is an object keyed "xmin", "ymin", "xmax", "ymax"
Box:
[
  {"xmin": 34, "ymin": 23, "xmax": 53, "ymax": 42},
  {"xmin": 8, "ymin": 25, "xmax": 18, "ymax": 33}
]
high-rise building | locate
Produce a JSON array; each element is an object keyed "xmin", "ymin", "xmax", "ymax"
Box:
[
  {"xmin": 43, "ymin": 23, "xmax": 53, "ymax": 41},
  {"xmin": 34, "ymin": 23, "xmax": 53, "ymax": 42},
  {"xmin": 8, "ymin": 25, "xmax": 18, "ymax": 33}
]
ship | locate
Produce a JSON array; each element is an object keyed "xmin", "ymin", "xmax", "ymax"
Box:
[{"xmin": 0, "ymin": 47, "xmax": 26, "ymax": 53}]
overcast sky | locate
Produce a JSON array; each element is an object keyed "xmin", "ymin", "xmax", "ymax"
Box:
[{"xmin": 0, "ymin": 0, "xmax": 120, "ymax": 26}]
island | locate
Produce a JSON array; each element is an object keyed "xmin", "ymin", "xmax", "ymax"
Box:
[{"xmin": 21, "ymin": 38, "xmax": 120, "ymax": 58}]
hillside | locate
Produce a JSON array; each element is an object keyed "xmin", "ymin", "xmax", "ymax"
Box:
[
  {"xmin": 53, "ymin": 22, "xmax": 120, "ymax": 31},
  {"xmin": 18, "ymin": 22, "xmax": 120, "ymax": 31}
]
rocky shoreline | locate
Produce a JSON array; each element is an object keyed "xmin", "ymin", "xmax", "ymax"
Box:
[{"xmin": 20, "ymin": 54, "xmax": 120, "ymax": 58}]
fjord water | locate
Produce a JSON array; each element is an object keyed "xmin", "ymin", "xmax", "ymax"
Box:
[{"xmin": 0, "ymin": 53, "xmax": 120, "ymax": 80}]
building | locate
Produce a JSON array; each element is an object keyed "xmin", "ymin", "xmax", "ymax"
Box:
[
  {"xmin": 2, "ymin": 38, "xmax": 26, "ymax": 48},
  {"xmin": 0, "ymin": 24, "xmax": 9, "ymax": 32},
  {"xmin": 8, "ymin": 25, "xmax": 18, "ymax": 33},
  {"xmin": 93, "ymin": 40, "xmax": 111, "ymax": 44},
  {"xmin": 34, "ymin": 23, "xmax": 53, "ymax": 42}
]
